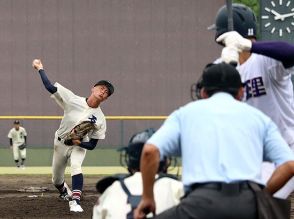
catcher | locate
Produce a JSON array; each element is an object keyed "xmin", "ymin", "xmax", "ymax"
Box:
[
  {"xmin": 93, "ymin": 128, "xmax": 184, "ymax": 219},
  {"xmin": 32, "ymin": 59, "xmax": 114, "ymax": 213}
]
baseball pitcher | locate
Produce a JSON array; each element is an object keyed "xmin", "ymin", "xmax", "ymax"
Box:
[
  {"xmin": 32, "ymin": 59, "xmax": 114, "ymax": 213},
  {"xmin": 8, "ymin": 120, "xmax": 27, "ymax": 168}
]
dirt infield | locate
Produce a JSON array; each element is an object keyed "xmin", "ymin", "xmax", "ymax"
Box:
[{"xmin": 0, "ymin": 175, "xmax": 103, "ymax": 219}]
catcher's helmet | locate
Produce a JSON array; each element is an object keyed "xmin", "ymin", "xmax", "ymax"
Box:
[
  {"xmin": 190, "ymin": 77, "xmax": 203, "ymax": 101},
  {"xmin": 119, "ymin": 128, "xmax": 170, "ymax": 173},
  {"xmin": 210, "ymin": 3, "xmax": 257, "ymax": 41}
]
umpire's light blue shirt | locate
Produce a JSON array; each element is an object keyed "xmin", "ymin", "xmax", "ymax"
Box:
[{"xmin": 147, "ymin": 93, "xmax": 294, "ymax": 186}]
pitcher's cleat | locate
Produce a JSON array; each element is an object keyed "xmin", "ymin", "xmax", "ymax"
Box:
[
  {"xmin": 59, "ymin": 188, "xmax": 71, "ymax": 201},
  {"xmin": 64, "ymin": 182, "xmax": 73, "ymax": 197},
  {"xmin": 69, "ymin": 200, "xmax": 84, "ymax": 212}
]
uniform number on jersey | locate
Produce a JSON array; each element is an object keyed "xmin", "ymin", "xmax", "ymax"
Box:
[
  {"xmin": 244, "ymin": 76, "xmax": 267, "ymax": 100},
  {"xmin": 88, "ymin": 115, "xmax": 97, "ymax": 124}
]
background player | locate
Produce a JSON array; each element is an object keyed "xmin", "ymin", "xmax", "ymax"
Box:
[
  {"xmin": 211, "ymin": 3, "xmax": 294, "ymax": 198},
  {"xmin": 93, "ymin": 128, "xmax": 184, "ymax": 219},
  {"xmin": 8, "ymin": 120, "xmax": 28, "ymax": 168},
  {"xmin": 32, "ymin": 59, "xmax": 114, "ymax": 213}
]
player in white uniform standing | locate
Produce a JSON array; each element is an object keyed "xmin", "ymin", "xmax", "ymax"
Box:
[
  {"xmin": 93, "ymin": 128, "xmax": 184, "ymax": 219},
  {"xmin": 210, "ymin": 3, "xmax": 294, "ymax": 198},
  {"xmin": 8, "ymin": 120, "xmax": 28, "ymax": 168},
  {"xmin": 32, "ymin": 59, "xmax": 114, "ymax": 213}
]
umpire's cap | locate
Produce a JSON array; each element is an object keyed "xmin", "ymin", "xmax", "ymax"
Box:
[
  {"xmin": 202, "ymin": 62, "xmax": 242, "ymax": 90},
  {"xmin": 94, "ymin": 80, "xmax": 114, "ymax": 97},
  {"xmin": 208, "ymin": 3, "xmax": 257, "ymax": 41}
]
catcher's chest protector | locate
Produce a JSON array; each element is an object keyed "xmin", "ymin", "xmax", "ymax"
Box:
[
  {"xmin": 119, "ymin": 179, "xmax": 140, "ymax": 219},
  {"xmin": 119, "ymin": 174, "xmax": 175, "ymax": 219}
]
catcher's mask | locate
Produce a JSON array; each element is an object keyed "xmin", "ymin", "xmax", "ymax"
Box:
[
  {"xmin": 208, "ymin": 3, "xmax": 257, "ymax": 42},
  {"xmin": 190, "ymin": 76, "xmax": 203, "ymax": 101},
  {"xmin": 119, "ymin": 128, "xmax": 170, "ymax": 173}
]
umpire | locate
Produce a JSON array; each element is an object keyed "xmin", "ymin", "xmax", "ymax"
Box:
[{"xmin": 134, "ymin": 63, "xmax": 294, "ymax": 219}]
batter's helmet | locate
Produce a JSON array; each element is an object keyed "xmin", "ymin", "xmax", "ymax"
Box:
[
  {"xmin": 119, "ymin": 128, "xmax": 170, "ymax": 173},
  {"xmin": 209, "ymin": 3, "xmax": 257, "ymax": 41}
]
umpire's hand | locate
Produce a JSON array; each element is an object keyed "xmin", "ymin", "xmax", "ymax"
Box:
[
  {"xmin": 134, "ymin": 197, "xmax": 156, "ymax": 219},
  {"xmin": 32, "ymin": 59, "xmax": 44, "ymax": 71}
]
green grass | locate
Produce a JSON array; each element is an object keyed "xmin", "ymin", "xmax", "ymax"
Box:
[
  {"xmin": 0, "ymin": 148, "xmax": 182, "ymax": 176},
  {"xmin": 0, "ymin": 148, "xmax": 121, "ymax": 166}
]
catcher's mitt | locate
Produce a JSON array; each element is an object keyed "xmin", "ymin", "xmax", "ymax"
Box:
[
  {"xmin": 63, "ymin": 121, "xmax": 97, "ymax": 146},
  {"xmin": 18, "ymin": 143, "xmax": 26, "ymax": 150}
]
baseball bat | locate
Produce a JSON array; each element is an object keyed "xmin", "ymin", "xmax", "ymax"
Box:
[
  {"xmin": 226, "ymin": 0, "xmax": 234, "ymax": 31},
  {"xmin": 226, "ymin": 0, "xmax": 238, "ymax": 67}
]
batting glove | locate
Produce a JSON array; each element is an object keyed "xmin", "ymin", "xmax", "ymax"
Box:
[
  {"xmin": 221, "ymin": 46, "xmax": 239, "ymax": 66},
  {"xmin": 216, "ymin": 31, "xmax": 252, "ymax": 52}
]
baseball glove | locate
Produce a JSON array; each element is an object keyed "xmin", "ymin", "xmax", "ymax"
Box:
[
  {"xmin": 18, "ymin": 143, "xmax": 26, "ymax": 150},
  {"xmin": 63, "ymin": 121, "xmax": 97, "ymax": 146}
]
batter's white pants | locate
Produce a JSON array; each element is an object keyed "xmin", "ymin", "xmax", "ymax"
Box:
[
  {"xmin": 52, "ymin": 137, "xmax": 87, "ymax": 186},
  {"xmin": 12, "ymin": 145, "xmax": 26, "ymax": 161}
]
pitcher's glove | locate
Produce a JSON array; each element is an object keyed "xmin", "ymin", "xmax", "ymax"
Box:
[
  {"xmin": 18, "ymin": 143, "xmax": 26, "ymax": 150},
  {"xmin": 63, "ymin": 121, "xmax": 97, "ymax": 146}
]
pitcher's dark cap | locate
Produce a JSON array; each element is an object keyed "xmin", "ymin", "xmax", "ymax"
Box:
[
  {"xmin": 202, "ymin": 63, "xmax": 242, "ymax": 90},
  {"xmin": 94, "ymin": 80, "xmax": 114, "ymax": 97},
  {"xmin": 14, "ymin": 120, "xmax": 20, "ymax": 124}
]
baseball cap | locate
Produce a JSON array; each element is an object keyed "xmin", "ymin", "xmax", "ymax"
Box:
[
  {"xmin": 202, "ymin": 63, "xmax": 242, "ymax": 90},
  {"xmin": 94, "ymin": 80, "xmax": 114, "ymax": 97},
  {"xmin": 14, "ymin": 120, "xmax": 20, "ymax": 124}
]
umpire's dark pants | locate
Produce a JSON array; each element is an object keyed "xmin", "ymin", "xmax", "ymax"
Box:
[{"xmin": 155, "ymin": 182, "xmax": 258, "ymax": 219}]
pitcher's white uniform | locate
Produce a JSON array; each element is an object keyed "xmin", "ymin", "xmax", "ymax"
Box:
[
  {"xmin": 92, "ymin": 172, "xmax": 184, "ymax": 219},
  {"xmin": 8, "ymin": 126, "xmax": 27, "ymax": 162},
  {"xmin": 51, "ymin": 82, "xmax": 106, "ymax": 185},
  {"xmin": 33, "ymin": 58, "xmax": 113, "ymax": 213}
]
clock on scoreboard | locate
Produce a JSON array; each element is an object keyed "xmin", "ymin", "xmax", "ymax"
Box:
[{"xmin": 260, "ymin": 0, "xmax": 294, "ymax": 42}]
